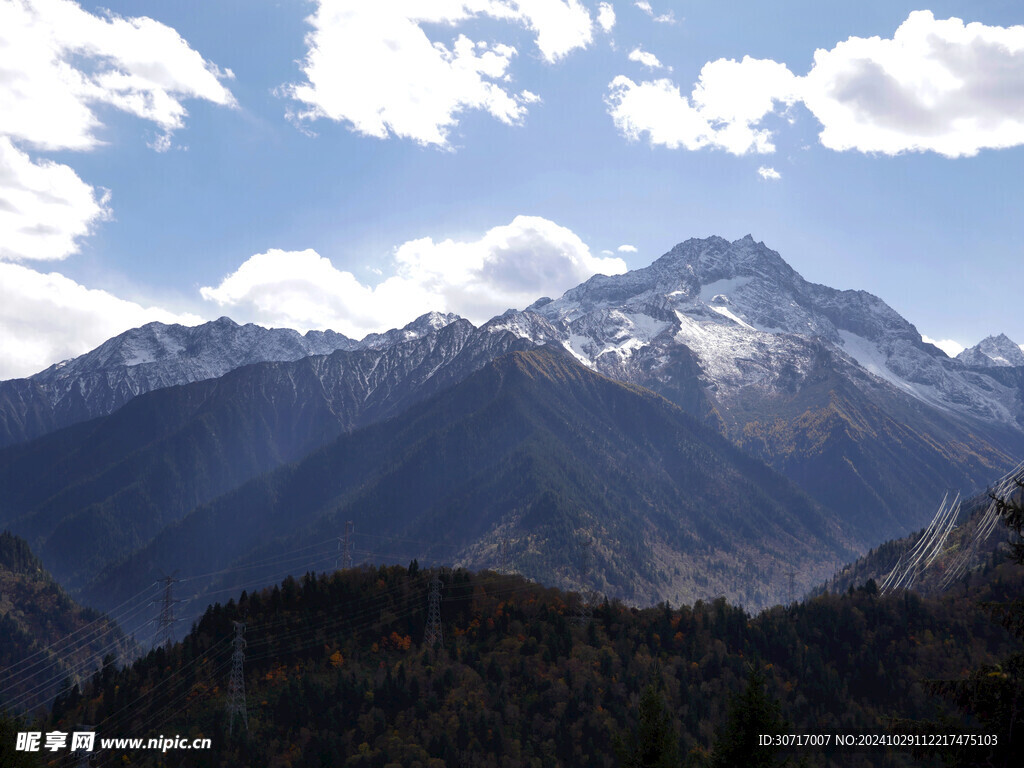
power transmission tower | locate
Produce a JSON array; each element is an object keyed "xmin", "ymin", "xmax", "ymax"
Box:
[
  {"xmin": 572, "ymin": 539, "xmax": 593, "ymax": 626},
  {"xmin": 226, "ymin": 622, "xmax": 248, "ymax": 736},
  {"xmin": 336, "ymin": 521, "xmax": 354, "ymax": 570},
  {"xmin": 153, "ymin": 576, "xmax": 181, "ymax": 649},
  {"xmin": 499, "ymin": 537, "xmax": 510, "ymax": 575},
  {"xmin": 424, "ymin": 575, "xmax": 443, "ymax": 647}
]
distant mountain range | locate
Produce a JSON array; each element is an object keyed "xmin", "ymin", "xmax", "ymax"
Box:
[
  {"xmin": 2, "ymin": 235, "xmax": 1021, "ymax": 611},
  {"xmin": 82, "ymin": 346, "xmax": 852, "ymax": 612}
]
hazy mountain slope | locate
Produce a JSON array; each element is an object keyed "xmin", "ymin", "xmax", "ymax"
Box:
[
  {"xmin": 516, "ymin": 236, "xmax": 1024, "ymax": 536},
  {"xmin": 0, "ymin": 532, "xmax": 128, "ymax": 715},
  {"xmin": 0, "ymin": 318, "xmax": 542, "ymax": 590},
  {"xmin": 0, "ymin": 317, "xmax": 363, "ymax": 448},
  {"xmin": 86, "ymin": 347, "xmax": 854, "ymax": 613}
]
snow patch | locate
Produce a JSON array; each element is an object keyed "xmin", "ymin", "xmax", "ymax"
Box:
[
  {"xmin": 709, "ymin": 305, "xmax": 755, "ymax": 331},
  {"xmin": 838, "ymin": 331, "xmax": 921, "ymax": 398},
  {"xmin": 562, "ymin": 336, "xmax": 596, "ymax": 368},
  {"xmin": 699, "ymin": 276, "xmax": 752, "ymax": 303}
]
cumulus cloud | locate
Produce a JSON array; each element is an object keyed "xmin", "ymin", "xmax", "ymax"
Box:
[
  {"xmin": 0, "ymin": 262, "xmax": 201, "ymax": 378},
  {"xmin": 609, "ymin": 11, "xmax": 1024, "ymax": 158},
  {"xmin": 0, "ymin": 138, "xmax": 111, "ymax": 261},
  {"xmin": 757, "ymin": 166, "xmax": 781, "ymax": 180},
  {"xmin": 200, "ymin": 216, "xmax": 626, "ymax": 336},
  {"xmin": 801, "ymin": 11, "xmax": 1024, "ymax": 157},
  {"xmin": 634, "ymin": 1, "xmax": 652, "ymax": 14},
  {"xmin": 597, "ymin": 2, "xmax": 615, "ymax": 33},
  {"xmin": 607, "ymin": 56, "xmax": 799, "ymax": 154},
  {"xmin": 628, "ymin": 47, "xmax": 668, "ymax": 71},
  {"xmin": 0, "ymin": 0, "xmax": 235, "ymax": 152},
  {"xmin": 0, "ymin": 0, "xmax": 235, "ymax": 262},
  {"xmin": 922, "ymin": 334, "xmax": 965, "ymax": 357},
  {"xmin": 286, "ymin": 1, "xmax": 593, "ymax": 147},
  {"xmin": 617, "ymin": 244, "xmax": 638, "ymax": 252}
]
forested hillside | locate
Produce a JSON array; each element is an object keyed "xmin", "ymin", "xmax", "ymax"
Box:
[{"xmin": 46, "ymin": 557, "xmax": 1023, "ymax": 768}]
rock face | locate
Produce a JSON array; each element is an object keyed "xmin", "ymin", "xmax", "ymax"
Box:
[
  {"xmin": 0, "ymin": 315, "xmax": 553, "ymax": 591},
  {"xmin": 84, "ymin": 347, "xmax": 850, "ymax": 613},
  {"xmin": 958, "ymin": 334, "xmax": 1024, "ymax": 368},
  {"xmin": 0, "ymin": 314, "xmax": 464, "ymax": 448},
  {"xmin": 496, "ymin": 236, "xmax": 1024, "ymax": 536}
]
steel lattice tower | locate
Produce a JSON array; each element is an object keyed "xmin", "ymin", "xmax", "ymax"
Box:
[
  {"xmin": 153, "ymin": 576, "xmax": 180, "ymax": 649},
  {"xmin": 338, "ymin": 520, "xmax": 354, "ymax": 570},
  {"xmin": 572, "ymin": 539, "xmax": 593, "ymax": 626},
  {"xmin": 499, "ymin": 537, "xmax": 509, "ymax": 575},
  {"xmin": 424, "ymin": 575, "xmax": 443, "ymax": 647},
  {"xmin": 226, "ymin": 622, "xmax": 248, "ymax": 736}
]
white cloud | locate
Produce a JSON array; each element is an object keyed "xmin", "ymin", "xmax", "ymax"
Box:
[
  {"xmin": 801, "ymin": 11, "xmax": 1024, "ymax": 157},
  {"xmin": 634, "ymin": 1, "xmax": 652, "ymax": 14},
  {"xmin": 617, "ymin": 244, "xmax": 637, "ymax": 252},
  {"xmin": 0, "ymin": 138, "xmax": 110, "ymax": 261},
  {"xmin": 0, "ymin": 262, "xmax": 201, "ymax": 379},
  {"xmin": 606, "ymin": 57, "xmax": 799, "ymax": 154},
  {"xmin": 757, "ymin": 166, "xmax": 781, "ymax": 180},
  {"xmin": 612, "ymin": 11, "xmax": 1024, "ymax": 159},
  {"xmin": 286, "ymin": 1, "xmax": 593, "ymax": 147},
  {"xmin": 653, "ymin": 13, "xmax": 676, "ymax": 25},
  {"xmin": 0, "ymin": 0, "xmax": 235, "ymax": 152},
  {"xmin": 200, "ymin": 216, "xmax": 626, "ymax": 336},
  {"xmin": 922, "ymin": 334, "xmax": 965, "ymax": 357},
  {"xmin": 628, "ymin": 47, "xmax": 668, "ymax": 71},
  {"xmin": 597, "ymin": 2, "xmax": 615, "ymax": 33},
  {"xmin": 0, "ymin": 0, "xmax": 234, "ymax": 263},
  {"xmin": 513, "ymin": 0, "xmax": 594, "ymax": 62}
]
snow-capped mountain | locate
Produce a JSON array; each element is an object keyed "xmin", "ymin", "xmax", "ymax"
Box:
[
  {"xmin": 4, "ymin": 235, "xmax": 1021, "ymax": 546},
  {"xmin": 0, "ymin": 313, "xmax": 461, "ymax": 448},
  {"xmin": 521, "ymin": 235, "xmax": 1023, "ymax": 430},
  {"xmin": 483, "ymin": 236, "xmax": 1024, "ymax": 537},
  {"xmin": 957, "ymin": 334, "xmax": 1024, "ymax": 368}
]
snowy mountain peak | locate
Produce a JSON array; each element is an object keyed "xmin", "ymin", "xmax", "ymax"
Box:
[
  {"xmin": 358, "ymin": 311, "xmax": 464, "ymax": 349},
  {"xmin": 957, "ymin": 334, "xmax": 1024, "ymax": 368},
  {"xmin": 525, "ymin": 235, "xmax": 1021, "ymax": 427},
  {"xmin": 657, "ymin": 235, "xmax": 796, "ymax": 286}
]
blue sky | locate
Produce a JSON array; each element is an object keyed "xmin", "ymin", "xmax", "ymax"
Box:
[{"xmin": 1, "ymin": 0, "xmax": 1022, "ymax": 377}]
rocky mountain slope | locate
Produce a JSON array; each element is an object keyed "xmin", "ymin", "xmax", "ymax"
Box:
[
  {"xmin": 84, "ymin": 347, "xmax": 853, "ymax": 614},
  {"xmin": 3, "ymin": 234, "xmax": 1022, "ymax": 609},
  {"xmin": 499, "ymin": 236, "xmax": 1024, "ymax": 537},
  {"xmin": 0, "ymin": 317, "xmax": 547, "ymax": 591},
  {"xmin": 958, "ymin": 333, "xmax": 1024, "ymax": 368},
  {"xmin": 0, "ymin": 532, "xmax": 127, "ymax": 714},
  {"xmin": 0, "ymin": 313, "xmax": 469, "ymax": 449}
]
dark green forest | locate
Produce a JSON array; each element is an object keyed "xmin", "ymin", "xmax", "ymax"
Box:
[{"xmin": 23, "ymin": 549, "xmax": 1019, "ymax": 768}]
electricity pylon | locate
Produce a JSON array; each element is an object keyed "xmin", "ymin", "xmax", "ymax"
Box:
[
  {"xmin": 153, "ymin": 576, "xmax": 180, "ymax": 649},
  {"xmin": 226, "ymin": 622, "xmax": 248, "ymax": 736},
  {"xmin": 424, "ymin": 575, "xmax": 443, "ymax": 647}
]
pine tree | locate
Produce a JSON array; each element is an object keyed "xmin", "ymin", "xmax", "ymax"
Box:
[
  {"xmin": 927, "ymin": 472, "xmax": 1024, "ymax": 767},
  {"xmin": 615, "ymin": 684, "xmax": 681, "ymax": 768},
  {"xmin": 710, "ymin": 666, "xmax": 789, "ymax": 768}
]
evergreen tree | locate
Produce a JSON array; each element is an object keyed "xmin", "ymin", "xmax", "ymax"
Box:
[
  {"xmin": 927, "ymin": 473, "xmax": 1024, "ymax": 767},
  {"xmin": 615, "ymin": 684, "xmax": 681, "ymax": 768},
  {"xmin": 710, "ymin": 666, "xmax": 788, "ymax": 768}
]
